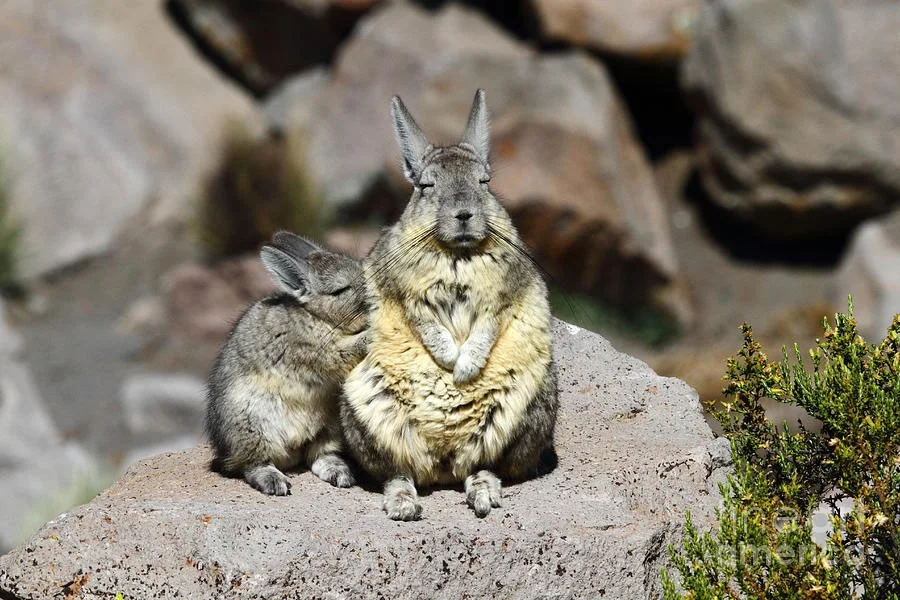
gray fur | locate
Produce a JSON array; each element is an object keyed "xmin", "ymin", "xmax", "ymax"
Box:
[
  {"xmin": 461, "ymin": 88, "xmax": 490, "ymax": 165},
  {"xmin": 206, "ymin": 232, "xmax": 368, "ymax": 495},
  {"xmin": 341, "ymin": 90, "xmax": 558, "ymax": 520},
  {"xmin": 383, "ymin": 475, "xmax": 422, "ymax": 522},
  {"xmin": 391, "ymin": 95, "xmax": 432, "ymax": 182},
  {"xmin": 409, "ymin": 315, "xmax": 458, "ymax": 370},
  {"xmin": 271, "ymin": 230, "xmax": 320, "ymax": 258},
  {"xmin": 310, "ymin": 454, "xmax": 354, "ymax": 488},
  {"xmin": 246, "ymin": 464, "xmax": 292, "ymax": 496},
  {"xmin": 465, "ymin": 470, "xmax": 502, "ymax": 518},
  {"xmin": 339, "ymin": 391, "xmax": 401, "ymax": 481},
  {"xmin": 495, "ymin": 369, "xmax": 559, "ymax": 482},
  {"xmin": 453, "ymin": 315, "xmax": 498, "ymax": 384},
  {"xmin": 260, "ymin": 245, "xmax": 314, "ymax": 296}
]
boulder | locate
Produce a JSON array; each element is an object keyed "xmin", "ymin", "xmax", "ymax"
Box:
[
  {"xmin": 530, "ymin": 0, "xmax": 701, "ymax": 59},
  {"xmin": 832, "ymin": 211, "xmax": 900, "ymax": 342},
  {"xmin": 121, "ymin": 435, "xmax": 200, "ymax": 472},
  {"xmin": 324, "ymin": 225, "xmax": 381, "ymax": 259},
  {"xmin": 306, "ymin": 3, "xmax": 688, "ymax": 319},
  {"xmin": 0, "ymin": 320, "xmax": 723, "ymax": 599},
  {"xmin": 0, "ymin": 0, "xmax": 258, "ymax": 277},
  {"xmin": 119, "ymin": 372, "xmax": 205, "ymax": 471},
  {"xmin": 0, "ymin": 300, "xmax": 94, "ymax": 553},
  {"xmin": 162, "ymin": 256, "xmax": 277, "ymax": 342},
  {"xmin": 303, "ymin": 2, "xmax": 523, "ymax": 216},
  {"xmin": 682, "ymin": 0, "xmax": 900, "ymax": 238},
  {"xmin": 121, "ymin": 373, "xmax": 206, "ymax": 439},
  {"xmin": 262, "ymin": 67, "xmax": 331, "ymax": 135},
  {"xmin": 168, "ymin": 0, "xmax": 382, "ymax": 96}
]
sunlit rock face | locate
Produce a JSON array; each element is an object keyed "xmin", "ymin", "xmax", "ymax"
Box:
[{"xmin": 0, "ymin": 320, "xmax": 725, "ymax": 599}]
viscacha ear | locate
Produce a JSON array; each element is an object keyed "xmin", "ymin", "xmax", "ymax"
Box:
[
  {"xmin": 271, "ymin": 231, "xmax": 321, "ymax": 259},
  {"xmin": 260, "ymin": 245, "xmax": 315, "ymax": 296},
  {"xmin": 461, "ymin": 88, "xmax": 490, "ymax": 165},
  {"xmin": 390, "ymin": 95, "xmax": 431, "ymax": 183}
]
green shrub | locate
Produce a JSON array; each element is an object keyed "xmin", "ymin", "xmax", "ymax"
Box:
[
  {"xmin": 0, "ymin": 154, "xmax": 22, "ymax": 296},
  {"xmin": 549, "ymin": 286, "xmax": 679, "ymax": 347},
  {"xmin": 18, "ymin": 467, "xmax": 113, "ymax": 547},
  {"xmin": 194, "ymin": 121, "xmax": 323, "ymax": 259},
  {"xmin": 663, "ymin": 302, "xmax": 899, "ymax": 599}
]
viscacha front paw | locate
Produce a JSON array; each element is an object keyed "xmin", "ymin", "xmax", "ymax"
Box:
[
  {"xmin": 383, "ymin": 476, "xmax": 423, "ymax": 521},
  {"xmin": 246, "ymin": 465, "xmax": 292, "ymax": 496},
  {"xmin": 465, "ymin": 470, "xmax": 502, "ymax": 518},
  {"xmin": 311, "ymin": 454, "xmax": 356, "ymax": 488},
  {"xmin": 384, "ymin": 495, "xmax": 423, "ymax": 521},
  {"xmin": 453, "ymin": 352, "xmax": 484, "ymax": 384}
]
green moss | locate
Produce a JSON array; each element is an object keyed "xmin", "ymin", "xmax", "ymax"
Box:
[
  {"xmin": 663, "ymin": 300, "xmax": 900, "ymax": 599},
  {"xmin": 17, "ymin": 467, "xmax": 113, "ymax": 547},
  {"xmin": 0, "ymin": 154, "xmax": 22, "ymax": 296},
  {"xmin": 194, "ymin": 120, "xmax": 324, "ymax": 259},
  {"xmin": 549, "ymin": 286, "xmax": 679, "ymax": 347}
]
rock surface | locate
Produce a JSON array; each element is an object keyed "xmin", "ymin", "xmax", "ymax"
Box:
[
  {"xmin": 119, "ymin": 372, "xmax": 205, "ymax": 472},
  {"xmin": 682, "ymin": 0, "xmax": 900, "ymax": 238},
  {"xmin": 121, "ymin": 373, "xmax": 206, "ymax": 439},
  {"xmin": 306, "ymin": 3, "xmax": 688, "ymax": 319},
  {"xmin": 162, "ymin": 256, "xmax": 277, "ymax": 342},
  {"xmin": 262, "ymin": 67, "xmax": 331, "ymax": 135},
  {"xmin": 324, "ymin": 225, "xmax": 381, "ymax": 259},
  {"xmin": 168, "ymin": 0, "xmax": 381, "ymax": 96},
  {"xmin": 0, "ymin": 320, "xmax": 723, "ymax": 599},
  {"xmin": 530, "ymin": 0, "xmax": 700, "ymax": 58},
  {"xmin": 0, "ymin": 0, "xmax": 257, "ymax": 277},
  {"xmin": 832, "ymin": 211, "xmax": 900, "ymax": 342},
  {"xmin": 0, "ymin": 300, "xmax": 94, "ymax": 553}
]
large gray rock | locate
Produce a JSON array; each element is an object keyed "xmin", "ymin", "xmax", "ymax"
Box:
[
  {"xmin": 832, "ymin": 211, "xmax": 900, "ymax": 342},
  {"xmin": 305, "ymin": 2, "xmax": 522, "ymax": 214},
  {"xmin": 262, "ymin": 67, "xmax": 331, "ymax": 135},
  {"xmin": 682, "ymin": 0, "xmax": 900, "ymax": 238},
  {"xmin": 306, "ymin": 3, "xmax": 689, "ymax": 320},
  {"xmin": 121, "ymin": 373, "xmax": 206, "ymax": 439},
  {"xmin": 0, "ymin": 0, "xmax": 258, "ymax": 277},
  {"xmin": 530, "ymin": 0, "xmax": 700, "ymax": 58},
  {"xmin": 0, "ymin": 300, "xmax": 94, "ymax": 553},
  {"xmin": 162, "ymin": 255, "xmax": 276, "ymax": 342},
  {"xmin": 0, "ymin": 320, "xmax": 723, "ymax": 599},
  {"xmin": 119, "ymin": 372, "xmax": 205, "ymax": 476},
  {"xmin": 168, "ymin": 0, "xmax": 382, "ymax": 96}
]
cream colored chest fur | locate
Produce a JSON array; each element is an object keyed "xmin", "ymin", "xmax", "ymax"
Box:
[
  {"xmin": 403, "ymin": 250, "xmax": 504, "ymax": 339},
  {"xmin": 344, "ymin": 250, "xmax": 552, "ymax": 485}
]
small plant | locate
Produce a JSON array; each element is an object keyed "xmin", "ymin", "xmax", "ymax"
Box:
[
  {"xmin": 0, "ymin": 152, "xmax": 22, "ymax": 296},
  {"xmin": 663, "ymin": 301, "xmax": 900, "ymax": 599},
  {"xmin": 549, "ymin": 286, "xmax": 679, "ymax": 347},
  {"xmin": 18, "ymin": 467, "xmax": 113, "ymax": 547},
  {"xmin": 194, "ymin": 120, "xmax": 323, "ymax": 259}
]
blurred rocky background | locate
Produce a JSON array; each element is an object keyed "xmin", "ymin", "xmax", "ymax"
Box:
[{"xmin": 0, "ymin": 0, "xmax": 897, "ymax": 552}]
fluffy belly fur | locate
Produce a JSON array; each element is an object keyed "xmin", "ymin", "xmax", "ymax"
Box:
[
  {"xmin": 344, "ymin": 298, "xmax": 551, "ymax": 485},
  {"xmin": 228, "ymin": 370, "xmax": 334, "ymax": 471}
]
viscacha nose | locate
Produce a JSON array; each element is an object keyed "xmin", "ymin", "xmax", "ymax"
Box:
[{"xmin": 455, "ymin": 210, "xmax": 473, "ymax": 222}]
